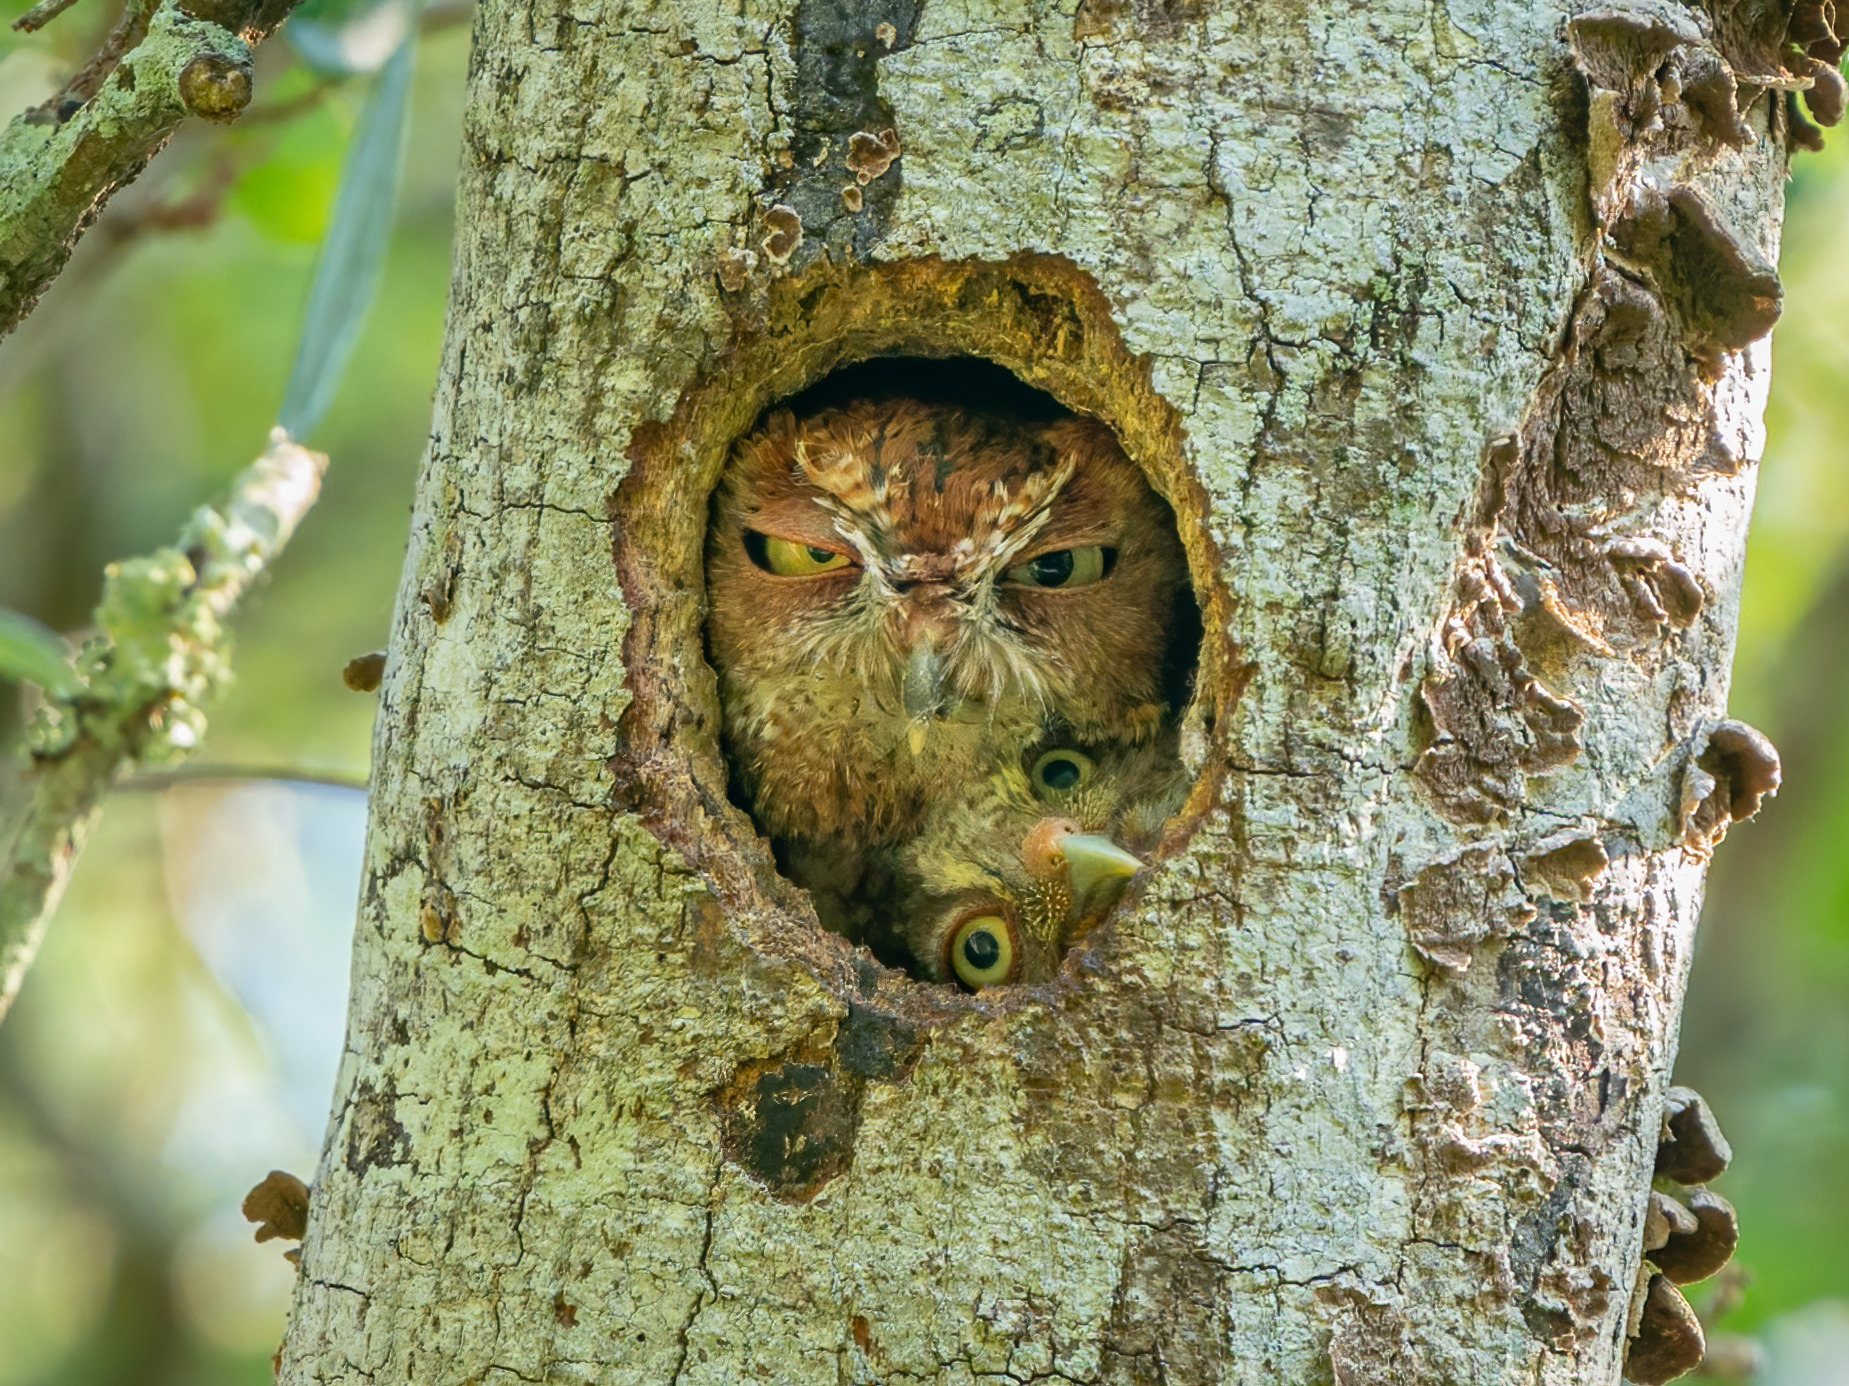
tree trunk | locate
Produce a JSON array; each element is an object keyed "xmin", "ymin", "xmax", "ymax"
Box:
[{"xmin": 279, "ymin": 1, "xmax": 1798, "ymax": 1380}]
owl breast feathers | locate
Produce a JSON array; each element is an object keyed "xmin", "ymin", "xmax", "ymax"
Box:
[{"xmin": 705, "ymin": 394, "xmax": 1191, "ymax": 965}]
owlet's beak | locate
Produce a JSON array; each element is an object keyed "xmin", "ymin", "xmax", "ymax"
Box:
[{"xmin": 1060, "ymin": 834, "xmax": 1143, "ymax": 905}]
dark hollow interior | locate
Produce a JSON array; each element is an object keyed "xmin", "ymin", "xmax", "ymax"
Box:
[{"xmin": 779, "ymin": 356, "xmax": 1074, "ymax": 422}]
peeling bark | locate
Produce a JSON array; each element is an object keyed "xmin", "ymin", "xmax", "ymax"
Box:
[{"xmin": 281, "ymin": 0, "xmax": 1799, "ymax": 1381}]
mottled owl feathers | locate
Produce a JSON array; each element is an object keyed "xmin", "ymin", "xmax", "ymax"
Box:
[{"xmin": 705, "ymin": 392, "xmax": 1194, "ymax": 983}]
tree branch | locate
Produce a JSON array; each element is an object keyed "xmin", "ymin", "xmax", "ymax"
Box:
[
  {"xmin": 23, "ymin": 0, "xmax": 162, "ymax": 123},
  {"xmin": 0, "ymin": 0, "xmax": 305, "ymax": 338},
  {"xmin": 0, "ymin": 429, "xmax": 327, "ymax": 1022},
  {"xmin": 12, "ymin": 0, "xmax": 91, "ymax": 36}
]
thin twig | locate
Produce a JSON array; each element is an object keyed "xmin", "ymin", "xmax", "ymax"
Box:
[
  {"xmin": 68, "ymin": 82, "xmax": 339, "ymax": 263},
  {"xmin": 0, "ymin": 430, "xmax": 327, "ymax": 1023},
  {"xmin": 239, "ymin": 78, "xmax": 341, "ymax": 127},
  {"xmin": 12, "ymin": 0, "xmax": 89, "ymax": 35},
  {"xmin": 0, "ymin": 69, "xmax": 342, "ymax": 394},
  {"xmin": 97, "ymin": 150, "xmax": 241, "ymax": 243}
]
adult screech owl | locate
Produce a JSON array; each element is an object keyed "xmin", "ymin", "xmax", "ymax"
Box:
[{"xmin": 706, "ymin": 396, "xmax": 1192, "ymax": 940}]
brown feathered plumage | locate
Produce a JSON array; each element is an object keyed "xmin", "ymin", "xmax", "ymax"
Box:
[{"xmin": 706, "ymin": 397, "xmax": 1190, "ymax": 941}]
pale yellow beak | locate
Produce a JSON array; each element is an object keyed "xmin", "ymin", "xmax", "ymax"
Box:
[{"xmin": 1060, "ymin": 833, "xmax": 1143, "ymax": 903}]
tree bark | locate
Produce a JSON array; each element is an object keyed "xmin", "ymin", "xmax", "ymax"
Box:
[{"xmin": 280, "ymin": 1, "xmax": 1802, "ymax": 1380}]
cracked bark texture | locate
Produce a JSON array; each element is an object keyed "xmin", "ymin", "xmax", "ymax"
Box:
[{"xmin": 280, "ymin": 0, "xmax": 1794, "ymax": 1381}]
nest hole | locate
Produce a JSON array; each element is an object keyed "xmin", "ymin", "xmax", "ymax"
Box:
[
  {"xmin": 701, "ymin": 353, "xmax": 1206, "ymax": 992},
  {"xmin": 615, "ymin": 256, "xmax": 1236, "ymax": 1009}
]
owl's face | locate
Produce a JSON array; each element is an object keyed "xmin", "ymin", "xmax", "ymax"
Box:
[
  {"xmin": 909, "ymin": 816, "xmax": 1140, "ymax": 989},
  {"xmin": 706, "ymin": 397, "xmax": 1189, "ymax": 851},
  {"xmin": 898, "ymin": 739, "xmax": 1188, "ymax": 989}
]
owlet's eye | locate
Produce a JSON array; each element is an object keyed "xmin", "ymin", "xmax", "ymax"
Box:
[
  {"xmin": 1005, "ymin": 546, "xmax": 1111, "ymax": 589},
  {"xmin": 746, "ymin": 531, "xmax": 853, "ymax": 577},
  {"xmin": 948, "ymin": 914, "xmax": 1018, "ymax": 989},
  {"xmin": 1031, "ymin": 748, "xmax": 1095, "ymax": 797}
]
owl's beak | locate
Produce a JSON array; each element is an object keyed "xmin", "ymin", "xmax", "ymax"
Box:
[
  {"xmin": 902, "ymin": 643, "xmax": 946, "ymax": 752},
  {"xmin": 1060, "ymin": 834, "xmax": 1144, "ymax": 906}
]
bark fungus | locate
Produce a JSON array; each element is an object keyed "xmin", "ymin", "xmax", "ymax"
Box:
[{"xmin": 277, "ymin": 1, "xmax": 1815, "ymax": 1381}]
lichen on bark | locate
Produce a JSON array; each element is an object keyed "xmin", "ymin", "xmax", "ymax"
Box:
[{"xmin": 279, "ymin": 1, "xmax": 1801, "ymax": 1381}]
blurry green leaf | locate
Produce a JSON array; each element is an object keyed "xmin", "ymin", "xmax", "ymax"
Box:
[
  {"xmin": 278, "ymin": 36, "xmax": 415, "ymax": 441},
  {"xmin": 235, "ymin": 160, "xmax": 340, "ymax": 245},
  {"xmin": 231, "ymin": 110, "xmax": 345, "ymax": 245},
  {"xmin": 288, "ymin": 0, "xmax": 414, "ymax": 74},
  {"xmin": 0, "ymin": 609, "xmax": 79, "ymax": 696}
]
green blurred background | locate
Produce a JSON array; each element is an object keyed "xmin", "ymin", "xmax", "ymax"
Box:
[
  {"xmin": 0, "ymin": 7, "xmax": 1844, "ymax": 1378},
  {"xmin": 0, "ymin": 1, "xmax": 461, "ymax": 1378}
]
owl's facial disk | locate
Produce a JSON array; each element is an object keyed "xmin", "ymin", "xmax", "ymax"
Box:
[{"xmin": 725, "ymin": 415, "xmax": 1143, "ymax": 736}]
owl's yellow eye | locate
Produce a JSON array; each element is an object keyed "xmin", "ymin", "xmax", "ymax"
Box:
[
  {"xmin": 1005, "ymin": 546, "xmax": 1111, "ymax": 589},
  {"xmin": 1031, "ymin": 749, "xmax": 1095, "ymax": 797},
  {"xmin": 747, "ymin": 531, "xmax": 853, "ymax": 576},
  {"xmin": 947, "ymin": 914, "xmax": 1018, "ymax": 989}
]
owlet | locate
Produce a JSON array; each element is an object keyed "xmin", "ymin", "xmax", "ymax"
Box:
[
  {"xmin": 898, "ymin": 736, "xmax": 1190, "ymax": 989},
  {"xmin": 705, "ymin": 396, "xmax": 1192, "ymax": 937}
]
